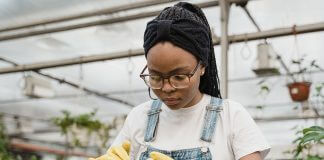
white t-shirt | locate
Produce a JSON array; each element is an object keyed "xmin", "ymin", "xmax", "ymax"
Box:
[{"xmin": 112, "ymin": 94, "xmax": 270, "ymax": 160}]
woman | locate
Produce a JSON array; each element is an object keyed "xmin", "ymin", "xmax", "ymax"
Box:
[{"xmin": 95, "ymin": 2, "xmax": 270, "ymax": 160}]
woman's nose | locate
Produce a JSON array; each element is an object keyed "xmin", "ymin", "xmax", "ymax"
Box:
[{"xmin": 161, "ymin": 79, "xmax": 175, "ymax": 92}]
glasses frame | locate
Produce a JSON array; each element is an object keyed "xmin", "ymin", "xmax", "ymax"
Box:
[{"xmin": 140, "ymin": 61, "xmax": 201, "ymax": 89}]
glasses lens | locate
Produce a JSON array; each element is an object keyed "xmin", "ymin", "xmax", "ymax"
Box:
[
  {"xmin": 170, "ymin": 75, "xmax": 190, "ymax": 89},
  {"xmin": 144, "ymin": 75, "xmax": 162, "ymax": 89}
]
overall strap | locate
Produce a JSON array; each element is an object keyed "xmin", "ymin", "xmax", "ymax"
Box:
[
  {"xmin": 200, "ymin": 97, "xmax": 223, "ymax": 142},
  {"xmin": 144, "ymin": 100, "xmax": 162, "ymax": 142}
]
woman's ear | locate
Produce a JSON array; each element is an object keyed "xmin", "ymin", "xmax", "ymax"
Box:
[{"xmin": 200, "ymin": 66, "xmax": 206, "ymax": 76}]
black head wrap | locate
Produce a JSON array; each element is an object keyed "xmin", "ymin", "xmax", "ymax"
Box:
[{"xmin": 143, "ymin": 2, "xmax": 221, "ymax": 98}]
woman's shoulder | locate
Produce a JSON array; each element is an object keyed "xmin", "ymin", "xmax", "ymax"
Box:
[
  {"xmin": 223, "ymin": 99, "xmax": 246, "ymax": 111},
  {"xmin": 206, "ymin": 95, "xmax": 246, "ymax": 112},
  {"xmin": 220, "ymin": 98, "xmax": 255, "ymax": 126},
  {"xmin": 217, "ymin": 98, "xmax": 251, "ymax": 120}
]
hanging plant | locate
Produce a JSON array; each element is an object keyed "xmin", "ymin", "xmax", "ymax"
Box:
[
  {"xmin": 52, "ymin": 110, "xmax": 119, "ymax": 155},
  {"xmin": 287, "ymin": 57, "xmax": 323, "ymax": 102},
  {"xmin": 286, "ymin": 32, "xmax": 323, "ymax": 102}
]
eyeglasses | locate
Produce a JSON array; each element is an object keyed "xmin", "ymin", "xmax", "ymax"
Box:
[{"xmin": 140, "ymin": 61, "xmax": 201, "ymax": 89}]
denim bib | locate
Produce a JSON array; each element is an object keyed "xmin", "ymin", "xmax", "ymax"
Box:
[{"xmin": 139, "ymin": 97, "xmax": 223, "ymax": 160}]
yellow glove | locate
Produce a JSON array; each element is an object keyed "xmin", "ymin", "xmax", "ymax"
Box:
[
  {"xmin": 88, "ymin": 140, "xmax": 131, "ymax": 160},
  {"xmin": 107, "ymin": 140, "xmax": 131, "ymax": 160},
  {"xmin": 88, "ymin": 154, "xmax": 110, "ymax": 160},
  {"xmin": 149, "ymin": 151, "xmax": 173, "ymax": 160}
]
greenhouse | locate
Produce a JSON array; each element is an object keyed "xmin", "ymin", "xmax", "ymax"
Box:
[{"xmin": 0, "ymin": 0, "xmax": 323, "ymax": 160}]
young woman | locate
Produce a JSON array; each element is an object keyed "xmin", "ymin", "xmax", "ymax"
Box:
[{"xmin": 94, "ymin": 2, "xmax": 270, "ymax": 160}]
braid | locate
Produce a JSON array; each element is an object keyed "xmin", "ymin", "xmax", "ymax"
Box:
[{"xmin": 176, "ymin": 2, "xmax": 222, "ymax": 98}]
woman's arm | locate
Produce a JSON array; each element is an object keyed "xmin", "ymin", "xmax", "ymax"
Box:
[{"xmin": 239, "ymin": 151, "xmax": 262, "ymax": 160}]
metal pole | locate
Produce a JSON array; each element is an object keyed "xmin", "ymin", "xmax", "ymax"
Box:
[
  {"xmin": 0, "ymin": 1, "xmax": 221, "ymax": 42},
  {"xmin": 254, "ymin": 115, "xmax": 324, "ymax": 122},
  {"xmin": 0, "ymin": 0, "xmax": 178, "ymax": 32},
  {"xmin": 219, "ymin": 0, "xmax": 230, "ymax": 98},
  {"xmin": 0, "ymin": 49, "xmax": 144, "ymax": 74},
  {"xmin": 241, "ymin": 6, "xmax": 261, "ymax": 32},
  {"xmin": 0, "ymin": 57, "xmax": 134, "ymax": 107},
  {"xmin": 224, "ymin": 22, "xmax": 324, "ymax": 44},
  {"xmin": 229, "ymin": 70, "xmax": 324, "ymax": 82},
  {"xmin": 0, "ymin": 0, "xmax": 255, "ymax": 42},
  {"xmin": 1, "ymin": 22, "xmax": 324, "ymax": 74}
]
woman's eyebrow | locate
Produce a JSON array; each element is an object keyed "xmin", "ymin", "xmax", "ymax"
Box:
[{"xmin": 149, "ymin": 66, "xmax": 191, "ymax": 74}]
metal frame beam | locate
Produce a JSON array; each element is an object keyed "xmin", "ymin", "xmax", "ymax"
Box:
[
  {"xmin": 219, "ymin": 0, "xmax": 230, "ymax": 98},
  {"xmin": 0, "ymin": 0, "xmax": 179, "ymax": 32},
  {"xmin": 0, "ymin": 57, "xmax": 135, "ymax": 107},
  {"xmin": 254, "ymin": 115, "xmax": 324, "ymax": 122},
  {"xmin": 0, "ymin": 0, "xmax": 254, "ymax": 42},
  {"xmin": 0, "ymin": 89, "xmax": 147, "ymax": 105},
  {"xmin": 240, "ymin": 5, "xmax": 262, "ymax": 32},
  {"xmin": 1, "ymin": 22, "xmax": 324, "ymax": 74},
  {"xmin": 0, "ymin": 49, "xmax": 143, "ymax": 74},
  {"xmin": 0, "ymin": 1, "xmax": 220, "ymax": 42},
  {"xmin": 224, "ymin": 22, "xmax": 324, "ymax": 44}
]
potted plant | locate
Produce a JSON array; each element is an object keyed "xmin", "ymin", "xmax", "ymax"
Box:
[{"xmin": 287, "ymin": 56, "xmax": 322, "ymax": 102}]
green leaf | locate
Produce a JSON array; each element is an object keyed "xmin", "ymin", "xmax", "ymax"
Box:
[
  {"xmin": 257, "ymin": 79, "xmax": 266, "ymax": 85},
  {"xmin": 310, "ymin": 60, "xmax": 316, "ymax": 66},
  {"xmin": 301, "ymin": 132, "xmax": 319, "ymax": 144},
  {"xmin": 292, "ymin": 59, "xmax": 301, "ymax": 64},
  {"xmin": 306, "ymin": 155, "xmax": 323, "ymax": 160},
  {"xmin": 298, "ymin": 67, "xmax": 307, "ymax": 73},
  {"xmin": 261, "ymin": 85, "xmax": 270, "ymax": 92},
  {"xmin": 303, "ymin": 126, "xmax": 324, "ymax": 134},
  {"xmin": 315, "ymin": 85, "xmax": 322, "ymax": 92},
  {"xmin": 30, "ymin": 155, "xmax": 38, "ymax": 160},
  {"xmin": 315, "ymin": 134, "xmax": 324, "ymax": 142},
  {"xmin": 256, "ymin": 105, "xmax": 263, "ymax": 110},
  {"xmin": 293, "ymin": 137, "xmax": 302, "ymax": 144},
  {"xmin": 300, "ymin": 126, "xmax": 324, "ymax": 144},
  {"xmin": 293, "ymin": 144, "xmax": 303, "ymax": 158}
]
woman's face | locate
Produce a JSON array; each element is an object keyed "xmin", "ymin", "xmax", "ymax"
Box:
[{"xmin": 146, "ymin": 41, "xmax": 205, "ymax": 110}]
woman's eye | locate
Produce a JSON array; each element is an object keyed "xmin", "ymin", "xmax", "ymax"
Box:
[
  {"xmin": 173, "ymin": 75, "xmax": 187, "ymax": 81},
  {"xmin": 150, "ymin": 76, "xmax": 162, "ymax": 81}
]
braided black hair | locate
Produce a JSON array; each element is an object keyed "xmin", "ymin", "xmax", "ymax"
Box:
[{"xmin": 143, "ymin": 2, "xmax": 222, "ymax": 98}]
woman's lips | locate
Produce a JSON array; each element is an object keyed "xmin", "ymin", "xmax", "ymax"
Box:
[{"xmin": 163, "ymin": 98, "xmax": 180, "ymax": 106}]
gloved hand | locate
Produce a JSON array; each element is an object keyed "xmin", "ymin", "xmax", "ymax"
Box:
[
  {"xmin": 107, "ymin": 140, "xmax": 131, "ymax": 160},
  {"xmin": 88, "ymin": 140, "xmax": 131, "ymax": 160},
  {"xmin": 149, "ymin": 151, "xmax": 174, "ymax": 160}
]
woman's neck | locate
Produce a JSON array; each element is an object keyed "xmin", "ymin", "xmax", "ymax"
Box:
[{"xmin": 183, "ymin": 92, "xmax": 203, "ymax": 108}]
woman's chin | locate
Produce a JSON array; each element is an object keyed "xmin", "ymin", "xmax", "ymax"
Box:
[
  {"xmin": 166, "ymin": 103, "xmax": 185, "ymax": 110},
  {"xmin": 166, "ymin": 105, "xmax": 182, "ymax": 110}
]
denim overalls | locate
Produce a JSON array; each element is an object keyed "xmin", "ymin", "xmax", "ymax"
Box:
[{"xmin": 139, "ymin": 97, "xmax": 223, "ymax": 160}]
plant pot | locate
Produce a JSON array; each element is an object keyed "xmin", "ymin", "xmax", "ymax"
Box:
[{"xmin": 287, "ymin": 82, "xmax": 311, "ymax": 102}]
